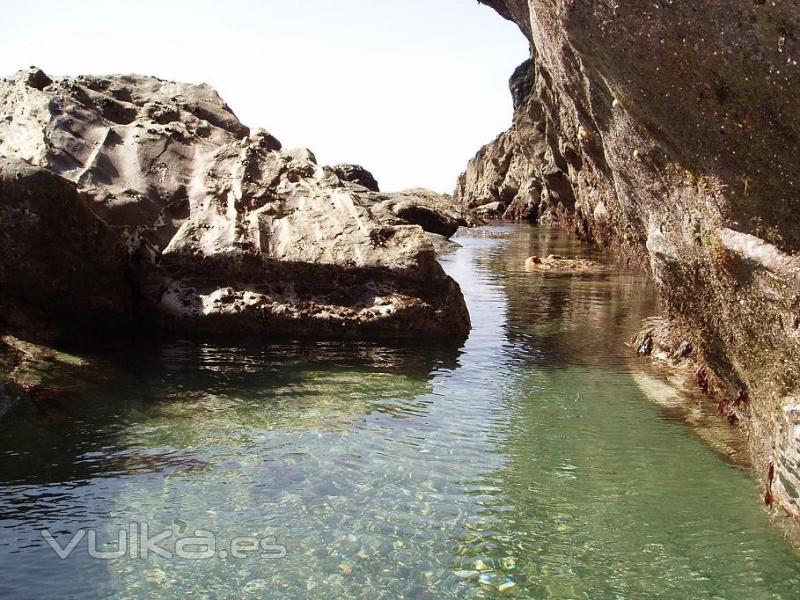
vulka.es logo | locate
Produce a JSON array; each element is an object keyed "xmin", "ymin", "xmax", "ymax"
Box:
[{"xmin": 40, "ymin": 522, "xmax": 287, "ymax": 561}]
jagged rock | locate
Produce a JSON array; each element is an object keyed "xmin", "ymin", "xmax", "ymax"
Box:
[
  {"xmin": 329, "ymin": 163, "xmax": 380, "ymax": 192},
  {"xmin": 455, "ymin": 60, "xmax": 576, "ymax": 227},
  {"xmin": 364, "ymin": 188, "xmax": 468, "ymax": 238},
  {"xmin": 22, "ymin": 66, "xmax": 53, "ymax": 91},
  {"xmin": 478, "ymin": 1, "xmax": 800, "ymax": 519},
  {"xmin": 0, "ymin": 68, "xmax": 469, "ymax": 339}
]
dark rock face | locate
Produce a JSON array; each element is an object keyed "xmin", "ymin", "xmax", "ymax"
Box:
[
  {"xmin": 476, "ymin": 1, "xmax": 800, "ymax": 518},
  {"xmin": 329, "ymin": 163, "xmax": 380, "ymax": 192},
  {"xmin": 0, "ymin": 159, "xmax": 132, "ymax": 339},
  {"xmin": 0, "ymin": 69, "xmax": 469, "ymax": 340}
]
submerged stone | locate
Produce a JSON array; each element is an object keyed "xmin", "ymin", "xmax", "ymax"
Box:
[
  {"xmin": 454, "ymin": 570, "xmax": 480, "ymax": 580},
  {"xmin": 498, "ymin": 579, "xmax": 517, "ymax": 592},
  {"xmin": 524, "ymin": 255, "xmax": 607, "ymax": 274}
]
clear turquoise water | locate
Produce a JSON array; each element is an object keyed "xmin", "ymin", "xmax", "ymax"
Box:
[{"xmin": 1, "ymin": 225, "xmax": 798, "ymax": 598}]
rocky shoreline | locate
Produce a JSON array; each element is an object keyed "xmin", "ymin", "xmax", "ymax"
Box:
[
  {"xmin": 2, "ymin": 0, "xmax": 799, "ymax": 529},
  {"xmin": 466, "ymin": 0, "xmax": 800, "ymax": 523},
  {"xmin": 0, "ymin": 68, "xmax": 470, "ymax": 344}
]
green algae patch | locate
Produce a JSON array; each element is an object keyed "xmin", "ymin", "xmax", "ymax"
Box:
[{"xmin": 0, "ymin": 335, "xmax": 90, "ymax": 416}]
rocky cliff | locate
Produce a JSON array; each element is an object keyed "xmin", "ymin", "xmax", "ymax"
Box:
[
  {"xmin": 456, "ymin": 59, "xmax": 577, "ymax": 228},
  {"xmin": 470, "ymin": 1, "xmax": 800, "ymax": 520},
  {"xmin": 0, "ymin": 68, "xmax": 469, "ymax": 340}
]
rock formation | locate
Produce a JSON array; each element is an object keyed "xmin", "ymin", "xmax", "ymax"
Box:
[
  {"xmin": 473, "ymin": 2, "xmax": 800, "ymax": 519},
  {"xmin": 456, "ymin": 60, "xmax": 575, "ymax": 226},
  {"xmin": 362, "ymin": 188, "xmax": 469, "ymax": 239},
  {"xmin": 0, "ymin": 68, "xmax": 469, "ymax": 340},
  {"xmin": 0, "ymin": 159, "xmax": 133, "ymax": 338},
  {"xmin": 328, "ymin": 163, "xmax": 380, "ymax": 192}
]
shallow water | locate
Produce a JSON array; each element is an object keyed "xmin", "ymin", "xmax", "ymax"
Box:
[{"xmin": 1, "ymin": 225, "xmax": 799, "ymax": 599}]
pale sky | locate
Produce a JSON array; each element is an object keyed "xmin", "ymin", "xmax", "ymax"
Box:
[{"xmin": 1, "ymin": 0, "xmax": 528, "ymax": 193}]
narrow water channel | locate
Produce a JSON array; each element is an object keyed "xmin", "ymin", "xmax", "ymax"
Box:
[{"xmin": 1, "ymin": 225, "xmax": 798, "ymax": 598}]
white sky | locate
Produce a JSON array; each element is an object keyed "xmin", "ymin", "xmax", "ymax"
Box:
[{"xmin": 1, "ymin": 0, "xmax": 528, "ymax": 193}]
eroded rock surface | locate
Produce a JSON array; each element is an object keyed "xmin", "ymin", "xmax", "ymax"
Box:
[
  {"xmin": 363, "ymin": 188, "xmax": 469, "ymax": 239},
  {"xmin": 328, "ymin": 163, "xmax": 380, "ymax": 192},
  {"xmin": 475, "ymin": 2, "xmax": 800, "ymax": 518},
  {"xmin": 456, "ymin": 60, "xmax": 575, "ymax": 227},
  {"xmin": 0, "ymin": 68, "xmax": 469, "ymax": 339}
]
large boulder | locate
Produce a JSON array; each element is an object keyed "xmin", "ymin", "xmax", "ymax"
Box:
[{"xmin": 0, "ymin": 68, "xmax": 469, "ymax": 339}]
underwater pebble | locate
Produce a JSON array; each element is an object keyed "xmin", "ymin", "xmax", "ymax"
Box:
[
  {"xmin": 454, "ymin": 570, "xmax": 480, "ymax": 580},
  {"xmin": 498, "ymin": 578, "xmax": 517, "ymax": 592},
  {"xmin": 241, "ymin": 579, "xmax": 268, "ymax": 594},
  {"xmin": 146, "ymin": 568, "xmax": 167, "ymax": 584},
  {"xmin": 500, "ymin": 557, "xmax": 517, "ymax": 570}
]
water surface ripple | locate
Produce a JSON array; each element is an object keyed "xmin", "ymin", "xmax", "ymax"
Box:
[{"xmin": 1, "ymin": 225, "xmax": 798, "ymax": 598}]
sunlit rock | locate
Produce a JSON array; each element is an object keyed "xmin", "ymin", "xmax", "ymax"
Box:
[{"xmin": 0, "ymin": 68, "xmax": 469, "ymax": 339}]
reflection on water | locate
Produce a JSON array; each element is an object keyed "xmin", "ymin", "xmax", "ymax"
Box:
[{"xmin": 0, "ymin": 225, "xmax": 798, "ymax": 599}]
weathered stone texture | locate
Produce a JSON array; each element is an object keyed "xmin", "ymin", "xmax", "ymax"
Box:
[
  {"xmin": 0, "ymin": 68, "xmax": 469, "ymax": 339},
  {"xmin": 475, "ymin": 0, "xmax": 800, "ymax": 518}
]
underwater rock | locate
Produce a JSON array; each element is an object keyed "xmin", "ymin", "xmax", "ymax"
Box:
[
  {"xmin": 524, "ymin": 255, "xmax": 607, "ymax": 274},
  {"xmin": 498, "ymin": 579, "xmax": 517, "ymax": 592},
  {"xmin": 453, "ymin": 570, "xmax": 480, "ymax": 580},
  {"xmin": 0, "ymin": 336, "xmax": 89, "ymax": 417}
]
